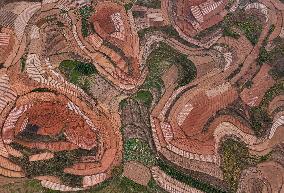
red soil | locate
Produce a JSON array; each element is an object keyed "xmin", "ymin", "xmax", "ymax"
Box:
[
  {"xmin": 175, "ymin": 0, "xmax": 228, "ymax": 37},
  {"xmin": 240, "ymin": 64, "xmax": 275, "ymax": 107},
  {"xmin": 181, "ymin": 89, "xmax": 238, "ymax": 137},
  {"xmin": 93, "ymin": 6, "xmax": 117, "ymax": 35},
  {"xmin": 13, "ymin": 100, "xmax": 98, "ymax": 150},
  {"xmin": 93, "ymin": 2, "xmax": 139, "ymax": 60},
  {"xmin": 0, "ymin": 28, "xmax": 15, "ymax": 63}
]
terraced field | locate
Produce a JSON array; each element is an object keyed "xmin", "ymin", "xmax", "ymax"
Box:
[{"xmin": 0, "ymin": 0, "xmax": 283, "ymax": 192}]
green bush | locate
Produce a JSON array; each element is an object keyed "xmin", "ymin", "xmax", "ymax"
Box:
[
  {"xmin": 79, "ymin": 5, "xmax": 94, "ymax": 19},
  {"xmin": 132, "ymin": 11, "xmax": 145, "ymax": 18},
  {"xmin": 260, "ymin": 81, "xmax": 284, "ymax": 107}
]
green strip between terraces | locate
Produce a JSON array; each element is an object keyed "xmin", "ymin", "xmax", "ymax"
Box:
[
  {"xmin": 157, "ymin": 159, "xmax": 226, "ymax": 193},
  {"xmin": 250, "ymin": 81, "xmax": 284, "ymax": 137},
  {"xmin": 9, "ymin": 143, "xmax": 97, "ymax": 188},
  {"xmin": 79, "ymin": 5, "xmax": 95, "ymax": 38},
  {"xmin": 138, "ymin": 25, "xmax": 199, "ymax": 48}
]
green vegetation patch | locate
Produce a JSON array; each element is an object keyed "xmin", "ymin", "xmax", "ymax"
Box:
[
  {"xmin": 143, "ymin": 42, "xmax": 196, "ymax": 95},
  {"xmin": 124, "ymin": 138, "xmax": 157, "ymax": 166},
  {"xmin": 20, "ymin": 56, "xmax": 27, "ymax": 72},
  {"xmin": 133, "ymin": 90, "xmax": 153, "ymax": 107},
  {"xmin": 87, "ymin": 177, "xmax": 154, "ymax": 193},
  {"xmin": 225, "ymin": 0, "xmax": 236, "ymax": 10},
  {"xmin": 2, "ymin": 179, "xmax": 61, "ymax": 193},
  {"xmin": 250, "ymin": 106, "xmax": 272, "ymax": 137},
  {"xmin": 220, "ymin": 139, "xmax": 270, "ymax": 192},
  {"xmin": 79, "ymin": 5, "xmax": 94, "ymax": 19},
  {"xmin": 124, "ymin": 3, "xmax": 133, "ymax": 11},
  {"xmin": 222, "ymin": 26, "xmax": 240, "ymax": 39},
  {"xmin": 138, "ymin": 25, "xmax": 198, "ymax": 48},
  {"xmin": 257, "ymin": 46, "xmax": 270, "ymax": 65},
  {"xmin": 31, "ymin": 88, "xmax": 52, "ymax": 93},
  {"xmin": 223, "ymin": 12, "xmax": 263, "ymax": 45},
  {"xmin": 83, "ymin": 165, "xmax": 162, "ymax": 193},
  {"xmin": 260, "ymin": 81, "xmax": 284, "ymax": 108},
  {"xmin": 256, "ymin": 25, "xmax": 277, "ymax": 66},
  {"xmin": 157, "ymin": 159, "xmax": 226, "ymax": 193},
  {"xmin": 132, "ymin": 11, "xmax": 145, "ymax": 18},
  {"xmin": 135, "ymin": 0, "xmax": 161, "ymax": 9},
  {"xmin": 79, "ymin": 5, "xmax": 95, "ymax": 37},
  {"xmin": 2, "ymin": 175, "xmax": 164, "ymax": 193},
  {"xmin": 59, "ymin": 60, "xmax": 97, "ymax": 91},
  {"xmin": 257, "ymin": 36, "xmax": 284, "ymax": 79},
  {"xmin": 10, "ymin": 148, "xmax": 97, "ymax": 187},
  {"xmin": 246, "ymin": 81, "xmax": 284, "ymax": 137}
]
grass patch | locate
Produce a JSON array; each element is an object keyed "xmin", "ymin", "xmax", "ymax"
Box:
[
  {"xmin": 87, "ymin": 177, "xmax": 153, "ymax": 193},
  {"xmin": 119, "ymin": 99, "xmax": 128, "ymax": 110},
  {"xmin": 222, "ymin": 26, "xmax": 240, "ymax": 39},
  {"xmin": 226, "ymin": 64, "xmax": 243, "ymax": 80},
  {"xmin": 256, "ymin": 25, "xmax": 276, "ymax": 66},
  {"xmin": 10, "ymin": 146, "xmax": 96, "ymax": 187},
  {"xmin": 257, "ymin": 36, "xmax": 284, "ymax": 78},
  {"xmin": 132, "ymin": 11, "xmax": 145, "ymax": 18},
  {"xmin": 260, "ymin": 81, "xmax": 284, "ymax": 108},
  {"xmin": 79, "ymin": 5, "xmax": 94, "ymax": 19},
  {"xmin": 85, "ymin": 168, "xmax": 159, "ymax": 193},
  {"xmin": 257, "ymin": 46, "xmax": 270, "ymax": 65}
]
